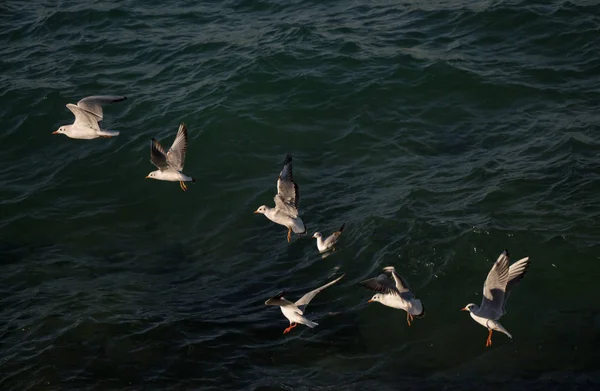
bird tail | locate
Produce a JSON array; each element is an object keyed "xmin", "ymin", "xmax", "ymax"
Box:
[
  {"xmin": 488, "ymin": 320, "xmax": 512, "ymax": 339},
  {"xmin": 97, "ymin": 130, "xmax": 120, "ymax": 137},
  {"xmin": 301, "ymin": 317, "xmax": 318, "ymax": 328}
]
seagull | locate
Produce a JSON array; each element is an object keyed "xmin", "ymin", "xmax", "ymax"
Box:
[
  {"xmin": 145, "ymin": 123, "xmax": 195, "ymax": 191},
  {"xmin": 265, "ymin": 274, "xmax": 345, "ymax": 334},
  {"xmin": 312, "ymin": 224, "xmax": 345, "ymax": 253},
  {"xmin": 461, "ymin": 250, "xmax": 530, "ymax": 347},
  {"xmin": 254, "ymin": 155, "xmax": 306, "ymax": 242},
  {"xmin": 53, "ymin": 95, "xmax": 127, "ymax": 139},
  {"xmin": 359, "ymin": 266, "xmax": 425, "ymax": 326}
]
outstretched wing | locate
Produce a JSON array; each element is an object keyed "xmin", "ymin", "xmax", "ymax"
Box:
[
  {"xmin": 359, "ymin": 273, "xmax": 400, "ymax": 296},
  {"xmin": 276, "ymin": 155, "xmax": 300, "ymax": 211},
  {"xmin": 324, "ymin": 224, "xmax": 345, "ymax": 247},
  {"xmin": 295, "ymin": 274, "xmax": 345, "ymax": 313},
  {"xmin": 77, "ymin": 95, "xmax": 127, "ymax": 120},
  {"xmin": 150, "ymin": 139, "xmax": 169, "ymax": 170},
  {"xmin": 502, "ymin": 256, "xmax": 530, "ymax": 313},
  {"xmin": 166, "ymin": 123, "xmax": 188, "ymax": 171},
  {"xmin": 66, "ymin": 103, "xmax": 100, "ymax": 131},
  {"xmin": 383, "ymin": 266, "xmax": 415, "ymax": 301},
  {"xmin": 479, "ymin": 250, "xmax": 511, "ymax": 320}
]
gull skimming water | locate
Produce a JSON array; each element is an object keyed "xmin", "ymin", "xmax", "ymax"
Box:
[
  {"xmin": 312, "ymin": 224, "xmax": 345, "ymax": 253},
  {"xmin": 461, "ymin": 250, "xmax": 531, "ymax": 347},
  {"xmin": 146, "ymin": 123, "xmax": 195, "ymax": 191},
  {"xmin": 53, "ymin": 95, "xmax": 127, "ymax": 139},
  {"xmin": 360, "ymin": 266, "xmax": 425, "ymax": 326},
  {"xmin": 254, "ymin": 155, "xmax": 306, "ymax": 242},
  {"xmin": 265, "ymin": 274, "xmax": 345, "ymax": 334}
]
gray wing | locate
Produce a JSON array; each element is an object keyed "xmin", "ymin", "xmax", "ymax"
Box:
[
  {"xmin": 359, "ymin": 273, "xmax": 401, "ymax": 296},
  {"xmin": 479, "ymin": 250, "xmax": 511, "ymax": 319},
  {"xmin": 265, "ymin": 292, "xmax": 294, "ymax": 307},
  {"xmin": 166, "ymin": 123, "xmax": 188, "ymax": 171},
  {"xmin": 66, "ymin": 103, "xmax": 100, "ymax": 130},
  {"xmin": 323, "ymin": 224, "xmax": 345, "ymax": 247},
  {"xmin": 383, "ymin": 266, "xmax": 416, "ymax": 301},
  {"xmin": 502, "ymin": 256, "xmax": 530, "ymax": 313},
  {"xmin": 295, "ymin": 274, "xmax": 345, "ymax": 312},
  {"xmin": 76, "ymin": 95, "xmax": 127, "ymax": 120},
  {"xmin": 150, "ymin": 139, "xmax": 169, "ymax": 170},
  {"xmin": 275, "ymin": 155, "xmax": 299, "ymax": 213}
]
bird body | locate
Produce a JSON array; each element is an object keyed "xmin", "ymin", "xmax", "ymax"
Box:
[
  {"xmin": 53, "ymin": 95, "xmax": 126, "ymax": 139},
  {"xmin": 146, "ymin": 123, "xmax": 195, "ymax": 191},
  {"xmin": 313, "ymin": 224, "xmax": 345, "ymax": 253},
  {"xmin": 254, "ymin": 155, "xmax": 305, "ymax": 242},
  {"xmin": 461, "ymin": 250, "xmax": 530, "ymax": 347},
  {"xmin": 360, "ymin": 266, "xmax": 424, "ymax": 326},
  {"xmin": 265, "ymin": 274, "xmax": 344, "ymax": 334}
]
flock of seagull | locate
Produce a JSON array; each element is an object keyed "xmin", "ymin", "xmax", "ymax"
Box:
[{"xmin": 53, "ymin": 95, "xmax": 532, "ymax": 348}]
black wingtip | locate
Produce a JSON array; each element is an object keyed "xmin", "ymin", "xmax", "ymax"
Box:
[
  {"xmin": 339, "ymin": 223, "xmax": 346, "ymax": 233},
  {"xmin": 283, "ymin": 154, "xmax": 292, "ymax": 165},
  {"xmin": 503, "ymin": 249, "xmax": 510, "ymax": 257}
]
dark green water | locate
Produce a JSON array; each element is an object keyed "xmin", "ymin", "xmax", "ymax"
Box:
[{"xmin": 1, "ymin": 1, "xmax": 600, "ymax": 390}]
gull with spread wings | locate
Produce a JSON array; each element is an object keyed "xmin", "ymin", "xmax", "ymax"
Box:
[
  {"xmin": 53, "ymin": 95, "xmax": 127, "ymax": 139},
  {"xmin": 254, "ymin": 155, "xmax": 306, "ymax": 242},
  {"xmin": 359, "ymin": 266, "xmax": 425, "ymax": 326},
  {"xmin": 146, "ymin": 123, "xmax": 195, "ymax": 191},
  {"xmin": 265, "ymin": 274, "xmax": 345, "ymax": 334},
  {"xmin": 461, "ymin": 250, "xmax": 531, "ymax": 347}
]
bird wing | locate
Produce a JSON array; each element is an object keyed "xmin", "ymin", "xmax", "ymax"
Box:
[
  {"xmin": 383, "ymin": 266, "xmax": 415, "ymax": 301},
  {"xmin": 76, "ymin": 95, "xmax": 127, "ymax": 121},
  {"xmin": 166, "ymin": 123, "xmax": 188, "ymax": 171},
  {"xmin": 359, "ymin": 273, "xmax": 401, "ymax": 296},
  {"xmin": 66, "ymin": 103, "xmax": 100, "ymax": 131},
  {"xmin": 502, "ymin": 256, "xmax": 530, "ymax": 313},
  {"xmin": 295, "ymin": 274, "xmax": 345, "ymax": 313},
  {"xmin": 275, "ymin": 155, "xmax": 299, "ymax": 214},
  {"xmin": 150, "ymin": 138, "xmax": 169, "ymax": 170},
  {"xmin": 479, "ymin": 250, "xmax": 511, "ymax": 319},
  {"xmin": 323, "ymin": 224, "xmax": 345, "ymax": 247}
]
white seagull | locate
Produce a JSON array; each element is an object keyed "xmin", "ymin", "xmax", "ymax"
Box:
[
  {"xmin": 265, "ymin": 274, "xmax": 345, "ymax": 334},
  {"xmin": 360, "ymin": 266, "xmax": 425, "ymax": 326},
  {"xmin": 254, "ymin": 155, "xmax": 306, "ymax": 242},
  {"xmin": 145, "ymin": 123, "xmax": 195, "ymax": 191},
  {"xmin": 53, "ymin": 95, "xmax": 127, "ymax": 139},
  {"xmin": 312, "ymin": 224, "xmax": 345, "ymax": 253},
  {"xmin": 461, "ymin": 250, "xmax": 531, "ymax": 347}
]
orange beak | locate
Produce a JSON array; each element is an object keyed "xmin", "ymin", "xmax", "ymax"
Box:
[
  {"xmin": 460, "ymin": 307, "xmax": 468, "ymax": 311},
  {"xmin": 253, "ymin": 210, "xmax": 260, "ymax": 214},
  {"xmin": 367, "ymin": 300, "xmax": 373, "ymax": 303},
  {"xmin": 52, "ymin": 131, "xmax": 59, "ymax": 134}
]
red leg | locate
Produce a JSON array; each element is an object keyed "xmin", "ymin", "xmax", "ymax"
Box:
[
  {"xmin": 283, "ymin": 322, "xmax": 297, "ymax": 334},
  {"xmin": 485, "ymin": 329, "xmax": 493, "ymax": 347},
  {"xmin": 287, "ymin": 227, "xmax": 292, "ymax": 243}
]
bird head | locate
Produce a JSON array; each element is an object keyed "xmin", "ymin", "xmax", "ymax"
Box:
[
  {"xmin": 461, "ymin": 303, "xmax": 476, "ymax": 312},
  {"xmin": 367, "ymin": 294, "xmax": 382, "ymax": 304},
  {"xmin": 253, "ymin": 205, "xmax": 267, "ymax": 214},
  {"xmin": 312, "ymin": 232, "xmax": 322, "ymax": 239},
  {"xmin": 145, "ymin": 171, "xmax": 158, "ymax": 179},
  {"xmin": 52, "ymin": 126, "xmax": 67, "ymax": 135}
]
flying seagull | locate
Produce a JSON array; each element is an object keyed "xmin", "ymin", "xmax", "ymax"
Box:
[
  {"xmin": 312, "ymin": 224, "xmax": 345, "ymax": 253},
  {"xmin": 145, "ymin": 123, "xmax": 195, "ymax": 191},
  {"xmin": 53, "ymin": 95, "xmax": 127, "ymax": 139},
  {"xmin": 461, "ymin": 250, "xmax": 531, "ymax": 347},
  {"xmin": 254, "ymin": 155, "xmax": 306, "ymax": 242},
  {"xmin": 265, "ymin": 274, "xmax": 345, "ymax": 334},
  {"xmin": 359, "ymin": 266, "xmax": 425, "ymax": 326}
]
